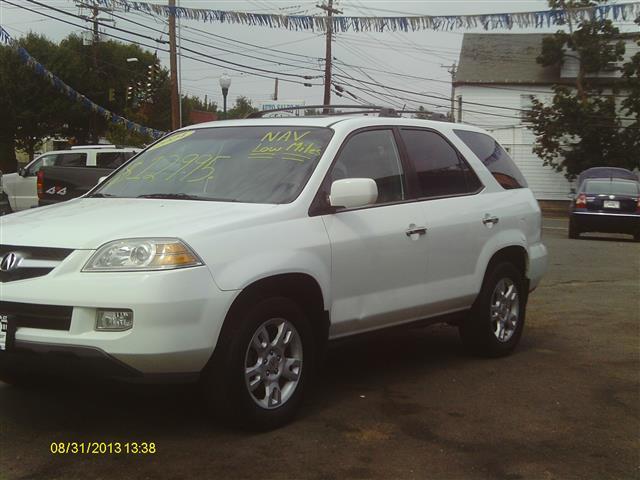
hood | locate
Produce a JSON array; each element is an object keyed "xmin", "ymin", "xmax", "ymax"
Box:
[{"xmin": 0, "ymin": 198, "xmax": 279, "ymax": 249}]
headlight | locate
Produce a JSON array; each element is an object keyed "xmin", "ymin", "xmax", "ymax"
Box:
[{"xmin": 83, "ymin": 238, "xmax": 203, "ymax": 272}]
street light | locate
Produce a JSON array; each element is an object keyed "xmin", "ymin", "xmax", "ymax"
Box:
[{"xmin": 219, "ymin": 73, "xmax": 231, "ymax": 119}]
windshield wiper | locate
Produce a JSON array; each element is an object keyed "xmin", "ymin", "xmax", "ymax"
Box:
[{"xmin": 137, "ymin": 193, "xmax": 212, "ymax": 201}]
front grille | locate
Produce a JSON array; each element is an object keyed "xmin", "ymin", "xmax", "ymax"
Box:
[
  {"xmin": 0, "ymin": 302, "xmax": 73, "ymax": 331},
  {"xmin": 0, "ymin": 245, "xmax": 74, "ymax": 283}
]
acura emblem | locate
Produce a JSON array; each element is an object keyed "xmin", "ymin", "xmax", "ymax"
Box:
[{"xmin": 0, "ymin": 252, "xmax": 22, "ymax": 272}]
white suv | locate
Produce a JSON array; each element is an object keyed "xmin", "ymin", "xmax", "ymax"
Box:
[{"xmin": 0, "ymin": 114, "xmax": 547, "ymax": 429}]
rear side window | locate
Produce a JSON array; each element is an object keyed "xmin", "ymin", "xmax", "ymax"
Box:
[
  {"xmin": 454, "ymin": 130, "xmax": 527, "ymax": 190},
  {"xmin": 55, "ymin": 153, "xmax": 87, "ymax": 167},
  {"xmin": 96, "ymin": 151, "xmax": 136, "ymax": 169},
  {"xmin": 584, "ymin": 180, "xmax": 639, "ymax": 196},
  {"xmin": 400, "ymin": 129, "xmax": 482, "ymax": 198}
]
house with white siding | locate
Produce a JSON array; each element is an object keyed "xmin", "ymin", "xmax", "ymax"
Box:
[{"xmin": 454, "ymin": 33, "xmax": 639, "ymax": 200}]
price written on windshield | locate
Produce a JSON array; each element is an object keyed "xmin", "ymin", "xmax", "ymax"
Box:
[{"xmin": 113, "ymin": 153, "xmax": 230, "ymax": 184}]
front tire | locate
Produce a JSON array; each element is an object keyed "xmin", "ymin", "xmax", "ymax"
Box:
[
  {"xmin": 460, "ymin": 262, "xmax": 527, "ymax": 357},
  {"xmin": 201, "ymin": 296, "xmax": 314, "ymax": 430}
]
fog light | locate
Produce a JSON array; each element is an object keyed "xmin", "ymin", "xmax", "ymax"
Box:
[{"xmin": 96, "ymin": 310, "xmax": 134, "ymax": 331}]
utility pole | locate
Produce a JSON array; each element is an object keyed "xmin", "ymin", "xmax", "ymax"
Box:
[
  {"xmin": 457, "ymin": 95, "xmax": 462, "ymax": 123},
  {"xmin": 442, "ymin": 62, "xmax": 457, "ymax": 122},
  {"xmin": 168, "ymin": 0, "xmax": 180, "ymax": 130},
  {"xmin": 317, "ymin": 0, "xmax": 342, "ymax": 113},
  {"xmin": 273, "ymin": 77, "xmax": 279, "ymax": 101}
]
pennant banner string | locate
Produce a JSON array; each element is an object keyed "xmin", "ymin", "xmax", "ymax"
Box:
[
  {"xmin": 0, "ymin": 25, "xmax": 166, "ymax": 139},
  {"xmin": 94, "ymin": 0, "xmax": 640, "ymax": 32}
]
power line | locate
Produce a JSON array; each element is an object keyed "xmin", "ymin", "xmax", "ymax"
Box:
[{"xmin": 3, "ymin": 0, "xmax": 323, "ymax": 88}]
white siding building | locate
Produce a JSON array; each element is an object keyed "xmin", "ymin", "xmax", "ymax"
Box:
[{"xmin": 454, "ymin": 33, "xmax": 638, "ymax": 200}]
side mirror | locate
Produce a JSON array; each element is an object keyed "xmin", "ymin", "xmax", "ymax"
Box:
[
  {"xmin": 18, "ymin": 167, "xmax": 27, "ymax": 177},
  {"xmin": 329, "ymin": 178, "xmax": 378, "ymax": 209},
  {"xmin": 98, "ymin": 176, "xmax": 108, "ymax": 184}
]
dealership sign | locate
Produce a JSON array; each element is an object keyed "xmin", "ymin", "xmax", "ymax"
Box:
[{"xmin": 258, "ymin": 101, "xmax": 306, "ymax": 116}]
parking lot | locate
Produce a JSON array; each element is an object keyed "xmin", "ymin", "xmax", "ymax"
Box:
[{"xmin": 0, "ymin": 216, "xmax": 638, "ymax": 480}]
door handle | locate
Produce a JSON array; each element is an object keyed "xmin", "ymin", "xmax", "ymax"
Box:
[
  {"xmin": 482, "ymin": 214, "xmax": 499, "ymax": 227},
  {"xmin": 406, "ymin": 225, "xmax": 427, "ymax": 237}
]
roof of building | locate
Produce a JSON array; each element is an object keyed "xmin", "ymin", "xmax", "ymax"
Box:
[
  {"xmin": 455, "ymin": 32, "xmax": 639, "ymax": 86},
  {"xmin": 455, "ymin": 33, "xmax": 559, "ymax": 86}
]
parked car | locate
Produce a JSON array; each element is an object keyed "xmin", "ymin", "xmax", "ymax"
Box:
[
  {"xmin": 569, "ymin": 177, "xmax": 640, "ymax": 241},
  {"xmin": 576, "ymin": 167, "xmax": 638, "ymax": 189},
  {"xmin": 0, "ymin": 172, "xmax": 11, "ymax": 216},
  {"xmin": 38, "ymin": 148, "xmax": 139, "ymax": 207},
  {"xmin": 0, "ymin": 111, "xmax": 547, "ymax": 429},
  {"xmin": 1, "ymin": 146, "xmax": 139, "ymax": 212}
]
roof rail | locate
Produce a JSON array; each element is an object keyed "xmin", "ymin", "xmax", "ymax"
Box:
[
  {"xmin": 245, "ymin": 105, "xmax": 451, "ymax": 122},
  {"xmin": 70, "ymin": 144, "xmax": 118, "ymax": 150}
]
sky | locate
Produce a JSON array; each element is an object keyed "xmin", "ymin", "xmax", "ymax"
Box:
[{"xmin": 1, "ymin": 0, "xmax": 638, "ymax": 119}]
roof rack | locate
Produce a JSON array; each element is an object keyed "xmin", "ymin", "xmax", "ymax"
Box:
[
  {"xmin": 70, "ymin": 144, "xmax": 117, "ymax": 150},
  {"xmin": 246, "ymin": 105, "xmax": 451, "ymax": 122}
]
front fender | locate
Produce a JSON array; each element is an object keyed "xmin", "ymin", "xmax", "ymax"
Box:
[{"xmin": 211, "ymin": 249, "xmax": 332, "ymax": 310}]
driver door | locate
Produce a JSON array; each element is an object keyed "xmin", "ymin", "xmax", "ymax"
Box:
[{"xmin": 320, "ymin": 129, "xmax": 429, "ymax": 338}]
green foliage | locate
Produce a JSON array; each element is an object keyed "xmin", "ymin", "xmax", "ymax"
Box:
[
  {"xmin": 0, "ymin": 33, "xmax": 219, "ymax": 172},
  {"xmin": 525, "ymin": 1, "xmax": 640, "ymax": 179},
  {"xmin": 226, "ymin": 96, "xmax": 258, "ymax": 119}
]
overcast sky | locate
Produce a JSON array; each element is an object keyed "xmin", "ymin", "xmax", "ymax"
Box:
[{"xmin": 1, "ymin": 0, "xmax": 637, "ymax": 118}]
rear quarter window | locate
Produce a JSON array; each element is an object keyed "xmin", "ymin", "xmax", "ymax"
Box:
[{"xmin": 454, "ymin": 130, "xmax": 527, "ymax": 190}]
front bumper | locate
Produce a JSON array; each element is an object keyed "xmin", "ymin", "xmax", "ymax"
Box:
[
  {"xmin": 0, "ymin": 249, "xmax": 238, "ymax": 377},
  {"xmin": 571, "ymin": 211, "xmax": 640, "ymax": 235}
]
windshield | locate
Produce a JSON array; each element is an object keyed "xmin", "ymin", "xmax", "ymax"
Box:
[
  {"xmin": 94, "ymin": 126, "xmax": 333, "ymax": 204},
  {"xmin": 584, "ymin": 180, "xmax": 639, "ymax": 196}
]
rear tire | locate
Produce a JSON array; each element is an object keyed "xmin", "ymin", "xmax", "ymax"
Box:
[
  {"xmin": 459, "ymin": 262, "xmax": 527, "ymax": 357},
  {"xmin": 201, "ymin": 296, "xmax": 314, "ymax": 430}
]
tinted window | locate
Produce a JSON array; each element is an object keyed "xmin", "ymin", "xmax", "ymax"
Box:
[
  {"xmin": 454, "ymin": 129, "xmax": 527, "ymax": 189},
  {"xmin": 400, "ymin": 129, "xmax": 481, "ymax": 198},
  {"xmin": 98, "ymin": 127, "xmax": 332, "ymax": 204},
  {"xmin": 27, "ymin": 155, "xmax": 56, "ymax": 175},
  {"xmin": 96, "ymin": 151, "xmax": 136, "ymax": 169},
  {"xmin": 330, "ymin": 129, "xmax": 405, "ymax": 204},
  {"xmin": 55, "ymin": 153, "xmax": 87, "ymax": 167},
  {"xmin": 584, "ymin": 180, "xmax": 639, "ymax": 196}
]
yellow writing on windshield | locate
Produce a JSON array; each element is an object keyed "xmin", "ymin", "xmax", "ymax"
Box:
[
  {"xmin": 147, "ymin": 130, "xmax": 195, "ymax": 151},
  {"xmin": 250, "ymin": 130, "xmax": 320, "ymax": 162}
]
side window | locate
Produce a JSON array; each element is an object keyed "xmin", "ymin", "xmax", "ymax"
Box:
[
  {"xmin": 27, "ymin": 155, "xmax": 56, "ymax": 176},
  {"xmin": 330, "ymin": 129, "xmax": 406, "ymax": 205},
  {"xmin": 454, "ymin": 130, "xmax": 527, "ymax": 189},
  {"xmin": 55, "ymin": 153, "xmax": 87, "ymax": 167},
  {"xmin": 400, "ymin": 129, "xmax": 481, "ymax": 198},
  {"xmin": 96, "ymin": 152, "xmax": 134, "ymax": 169}
]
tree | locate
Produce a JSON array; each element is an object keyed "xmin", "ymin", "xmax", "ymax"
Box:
[
  {"xmin": 226, "ymin": 96, "xmax": 258, "ymax": 119},
  {"xmin": 525, "ymin": 0, "xmax": 639, "ymax": 179}
]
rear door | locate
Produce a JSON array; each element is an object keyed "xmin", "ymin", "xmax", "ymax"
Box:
[
  {"xmin": 398, "ymin": 128, "xmax": 488, "ymax": 314},
  {"xmin": 320, "ymin": 128, "xmax": 429, "ymax": 337}
]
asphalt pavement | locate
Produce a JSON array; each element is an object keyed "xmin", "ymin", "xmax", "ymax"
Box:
[{"xmin": 1, "ymin": 217, "xmax": 638, "ymax": 480}]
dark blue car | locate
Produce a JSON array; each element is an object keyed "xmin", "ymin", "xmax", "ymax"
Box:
[{"xmin": 569, "ymin": 175, "xmax": 640, "ymax": 241}]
